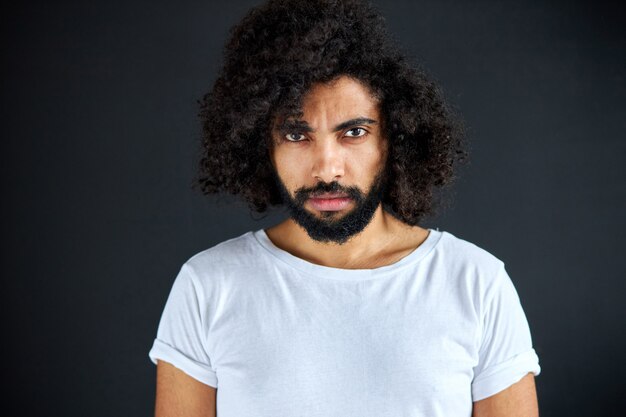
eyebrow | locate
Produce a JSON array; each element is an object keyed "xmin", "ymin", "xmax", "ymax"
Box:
[{"xmin": 276, "ymin": 117, "xmax": 377, "ymax": 134}]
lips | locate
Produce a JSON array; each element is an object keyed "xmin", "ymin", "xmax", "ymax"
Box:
[
  {"xmin": 311, "ymin": 192, "xmax": 349, "ymax": 199},
  {"xmin": 308, "ymin": 193, "xmax": 352, "ymax": 211}
]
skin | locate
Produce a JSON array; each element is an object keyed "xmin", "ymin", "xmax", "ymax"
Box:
[
  {"xmin": 472, "ymin": 373, "xmax": 539, "ymax": 417},
  {"xmin": 266, "ymin": 75, "xmax": 430, "ymax": 268},
  {"xmin": 153, "ymin": 75, "xmax": 539, "ymax": 416},
  {"xmin": 155, "ymin": 360, "xmax": 216, "ymax": 417}
]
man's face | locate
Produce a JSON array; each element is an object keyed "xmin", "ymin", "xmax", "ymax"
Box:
[{"xmin": 270, "ymin": 75, "xmax": 389, "ymax": 244}]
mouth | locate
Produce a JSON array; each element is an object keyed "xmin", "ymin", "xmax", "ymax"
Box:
[
  {"xmin": 312, "ymin": 192, "xmax": 349, "ymax": 199},
  {"xmin": 308, "ymin": 193, "xmax": 352, "ymax": 211}
]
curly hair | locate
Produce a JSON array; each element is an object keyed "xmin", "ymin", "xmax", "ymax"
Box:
[{"xmin": 192, "ymin": 0, "xmax": 469, "ymax": 225}]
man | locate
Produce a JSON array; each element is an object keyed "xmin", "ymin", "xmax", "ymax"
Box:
[{"xmin": 148, "ymin": 0, "xmax": 541, "ymax": 416}]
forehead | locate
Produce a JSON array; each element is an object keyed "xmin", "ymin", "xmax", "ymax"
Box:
[
  {"xmin": 301, "ymin": 76, "xmax": 380, "ymax": 115},
  {"xmin": 274, "ymin": 76, "xmax": 381, "ymax": 127}
]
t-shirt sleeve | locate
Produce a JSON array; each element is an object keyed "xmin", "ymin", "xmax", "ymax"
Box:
[
  {"xmin": 471, "ymin": 262, "xmax": 540, "ymax": 401},
  {"xmin": 148, "ymin": 263, "xmax": 218, "ymax": 388}
]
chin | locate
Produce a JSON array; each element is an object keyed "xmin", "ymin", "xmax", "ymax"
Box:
[{"xmin": 310, "ymin": 208, "xmax": 352, "ymax": 220}]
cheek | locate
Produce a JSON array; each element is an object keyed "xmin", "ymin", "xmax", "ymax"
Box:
[
  {"xmin": 272, "ymin": 149, "xmax": 306, "ymax": 185},
  {"xmin": 351, "ymin": 145, "xmax": 385, "ymax": 171},
  {"xmin": 370, "ymin": 140, "xmax": 389, "ymax": 174}
]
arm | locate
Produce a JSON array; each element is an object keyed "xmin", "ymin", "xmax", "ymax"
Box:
[
  {"xmin": 155, "ymin": 360, "xmax": 217, "ymax": 417},
  {"xmin": 472, "ymin": 373, "xmax": 538, "ymax": 417}
]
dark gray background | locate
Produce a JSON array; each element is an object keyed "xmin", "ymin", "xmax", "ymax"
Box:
[{"xmin": 2, "ymin": 0, "xmax": 624, "ymax": 416}]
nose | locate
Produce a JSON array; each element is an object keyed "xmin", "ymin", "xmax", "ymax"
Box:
[{"xmin": 310, "ymin": 139, "xmax": 345, "ymax": 183}]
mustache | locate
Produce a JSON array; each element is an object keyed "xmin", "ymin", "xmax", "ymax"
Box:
[{"xmin": 294, "ymin": 181, "xmax": 363, "ymax": 204}]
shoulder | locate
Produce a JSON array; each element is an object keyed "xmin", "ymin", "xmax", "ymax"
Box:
[
  {"xmin": 437, "ymin": 230, "xmax": 503, "ymax": 266},
  {"xmin": 180, "ymin": 230, "xmax": 268, "ymax": 283},
  {"xmin": 432, "ymin": 229, "xmax": 508, "ymax": 288},
  {"xmin": 429, "ymin": 229, "xmax": 519, "ymax": 320}
]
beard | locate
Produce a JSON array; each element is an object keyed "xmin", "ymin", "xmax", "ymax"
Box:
[{"xmin": 272, "ymin": 164, "xmax": 389, "ymax": 245}]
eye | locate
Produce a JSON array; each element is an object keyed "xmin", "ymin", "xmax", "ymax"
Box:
[
  {"xmin": 285, "ymin": 132, "xmax": 306, "ymax": 142},
  {"xmin": 345, "ymin": 127, "xmax": 367, "ymax": 138}
]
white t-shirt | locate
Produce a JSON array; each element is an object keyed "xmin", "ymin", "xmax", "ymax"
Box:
[{"xmin": 148, "ymin": 228, "xmax": 540, "ymax": 416}]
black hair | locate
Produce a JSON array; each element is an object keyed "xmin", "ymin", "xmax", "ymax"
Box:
[{"xmin": 193, "ymin": 0, "xmax": 469, "ymax": 225}]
